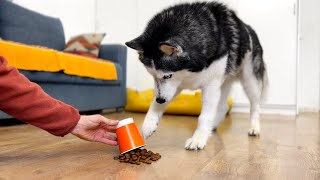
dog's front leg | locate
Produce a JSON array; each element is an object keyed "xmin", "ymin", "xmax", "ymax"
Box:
[
  {"xmin": 141, "ymin": 98, "xmax": 167, "ymax": 139},
  {"xmin": 185, "ymin": 82, "xmax": 222, "ymax": 150}
]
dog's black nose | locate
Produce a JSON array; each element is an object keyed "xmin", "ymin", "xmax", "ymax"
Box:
[{"xmin": 156, "ymin": 97, "xmax": 166, "ymax": 104}]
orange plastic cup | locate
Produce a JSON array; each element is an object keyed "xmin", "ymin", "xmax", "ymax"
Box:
[{"xmin": 116, "ymin": 118, "xmax": 145, "ymax": 154}]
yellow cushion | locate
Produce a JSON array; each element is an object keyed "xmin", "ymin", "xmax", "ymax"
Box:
[
  {"xmin": 125, "ymin": 88, "xmax": 233, "ymax": 115},
  {"xmin": 0, "ymin": 40, "xmax": 117, "ymax": 80}
]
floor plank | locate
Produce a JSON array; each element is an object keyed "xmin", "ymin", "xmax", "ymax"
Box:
[{"xmin": 0, "ymin": 112, "xmax": 319, "ymax": 179}]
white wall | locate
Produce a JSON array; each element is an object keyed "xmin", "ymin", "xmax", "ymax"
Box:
[
  {"xmin": 232, "ymin": 0, "xmax": 298, "ymax": 112},
  {"xmin": 13, "ymin": 0, "xmax": 95, "ymax": 41},
  {"xmin": 297, "ymin": 0, "xmax": 320, "ymax": 112},
  {"xmin": 95, "ymin": 0, "xmax": 140, "ymax": 90}
]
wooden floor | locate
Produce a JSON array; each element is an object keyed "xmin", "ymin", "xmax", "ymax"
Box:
[{"xmin": 0, "ymin": 112, "xmax": 319, "ymax": 180}]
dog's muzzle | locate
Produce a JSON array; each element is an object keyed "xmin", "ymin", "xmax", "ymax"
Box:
[{"xmin": 156, "ymin": 97, "xmax": 166, "ymax": 104}]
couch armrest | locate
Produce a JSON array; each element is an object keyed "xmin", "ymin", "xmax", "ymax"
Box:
[
  {"xmin": 98, "ymin": 44, "xmax": 127, "ymax": 107},
  {"xmin": 99, "ymin": 43, "xmax": 127, "ymax": 82},
  {"xmin": 99, "ymin": 44, "xmax": 127, "ymax": 64}
]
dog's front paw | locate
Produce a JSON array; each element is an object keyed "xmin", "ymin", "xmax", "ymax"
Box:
[
  {"xmin": 184, "ymin": 130, "xmax": 210, "ymax": 150},
  {"xmin": 141, "ymin": 116, "xmax": 159, "ymax": 139},
  {"xmin": 248, "ymin": 127, "xmax": 260, "ymax": 136}
]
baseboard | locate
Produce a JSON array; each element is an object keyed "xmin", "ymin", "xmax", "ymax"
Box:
[
  {"xmin": 298, "ymin": 106, "xmax": 320, "ymax": 113},
  {"xmin": 231, "ymin": 103, "xmax": 297, "ymax": 115}
]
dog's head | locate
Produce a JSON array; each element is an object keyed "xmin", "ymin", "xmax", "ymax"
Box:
[
  {"xmin": 126, "ymin": 5, "xmax": 218, "ymax": 104},
  {"xmin": 126, "ymin": 35, "xmax": 189, "ymax": 104}
]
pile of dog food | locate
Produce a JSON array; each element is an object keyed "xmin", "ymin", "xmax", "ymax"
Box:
[{"xmin": 114, "ymin": 148, "xmax": 161, "ymax": 165}]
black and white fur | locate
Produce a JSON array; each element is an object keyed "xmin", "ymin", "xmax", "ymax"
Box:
[{"xmin": 126, "ymin": 2, "xmax": 268, "ymax": 150}]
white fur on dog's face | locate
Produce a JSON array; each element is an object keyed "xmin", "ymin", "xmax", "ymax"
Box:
[{"xmin": 146, "ymin": 66, "xmax": 187, "ymax": 103}]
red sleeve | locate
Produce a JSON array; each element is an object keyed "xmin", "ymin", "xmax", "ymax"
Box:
[{"xmin": 0, "ymin": 56, "xmax": 80, "ymax": 136}]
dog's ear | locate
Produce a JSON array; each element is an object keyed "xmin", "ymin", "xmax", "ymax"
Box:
[
  {"xmin": 125, "ymin": 37, "xmax": 143, "ymax": 52},
  {"xmin": 159, "ymin": 42, "xmax": 182, "ymax": 56}
]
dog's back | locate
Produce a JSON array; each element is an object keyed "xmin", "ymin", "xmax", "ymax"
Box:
[{"xmin": 131, "ymin": 2, "xmax": 265, "ymax": 81}]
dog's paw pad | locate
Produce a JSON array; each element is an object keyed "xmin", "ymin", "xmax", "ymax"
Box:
[
  {"xmin": 248, "ymin": 128, "xmax": 260, "ymax": 136},
  {"xmin": 184, "ymin": 137, "xmax": 207, "ymax": 150}
]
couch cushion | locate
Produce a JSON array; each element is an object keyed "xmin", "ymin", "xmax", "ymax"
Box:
[
  {"xmin": 20, "ymin": 63, "xmax": 122, "ymax": 85},
  {"xmin": 0, "ymin": 1, "xmax": 65, "ymax": 50},
  {"xmin": 0, "ymin": 40, "xmax": 118, "ymax": 80}
]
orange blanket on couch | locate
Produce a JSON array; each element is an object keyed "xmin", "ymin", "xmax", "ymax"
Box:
[{"xmin": 0, "ymin": 40, "xmax": 117, "ymax": 80}]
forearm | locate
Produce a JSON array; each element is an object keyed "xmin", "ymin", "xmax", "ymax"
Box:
[{"xmin": 0, "ymin": 56, "xmax": 80, "ymax": 136}]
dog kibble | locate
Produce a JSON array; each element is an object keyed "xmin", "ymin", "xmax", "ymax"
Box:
[{"xmin": 113, "ymin": 148, "xmax": 161, "ymax": 165}]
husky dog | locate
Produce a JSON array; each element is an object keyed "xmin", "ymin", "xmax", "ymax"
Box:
[{"xmin": 126, "ymin": 2, "xmax": 268, "ymax": 150}]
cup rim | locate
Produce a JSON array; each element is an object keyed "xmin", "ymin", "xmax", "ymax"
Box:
[
  {"xmin": 116, "ymin": 118, "xmax": 134, "ymax": 128},
  {"xmin": 120, "ymin": 145, "xmax": 145, "ymax": 154}
]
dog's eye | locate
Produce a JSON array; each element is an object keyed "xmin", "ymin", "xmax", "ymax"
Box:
[{"xmin": 163, "ymin": 74, "xmax": 172, "ymax": 79}]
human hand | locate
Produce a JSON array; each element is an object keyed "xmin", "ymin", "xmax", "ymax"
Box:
[{"xmin": 71, "ymin": 115, "xmax": 119, "ymax": 145}]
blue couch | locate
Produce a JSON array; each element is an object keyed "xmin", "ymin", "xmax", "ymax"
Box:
[{"xmin": 0, "ymin": 0, "xmax": 127, "ymax": 119}]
